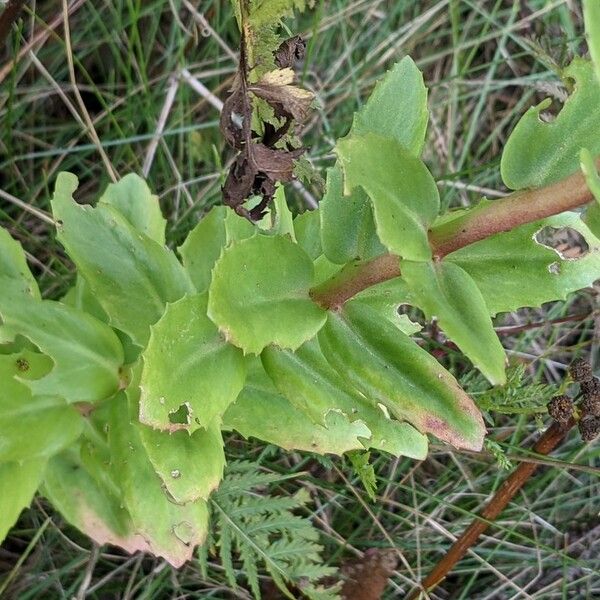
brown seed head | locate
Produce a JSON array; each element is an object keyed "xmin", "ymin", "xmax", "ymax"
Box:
[
  {"xmin": 547, "ymin": 395, "xmax": 573, "ymax": 424},
  {"xmin": 580, "ymin": 377, "xmax": 600, "ymax": 417},
  {"xmin": 579, "ymin": 416, "xmax": 600, "ymax": 442},
  {"xmin": 570, "ymin": 359, "xmax": 593, "ymax": 383}
]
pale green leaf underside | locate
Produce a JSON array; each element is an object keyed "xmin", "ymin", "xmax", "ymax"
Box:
[
  {"xmin": 337, "ymin": 132, "xmax": 439, "ymax": 261},
  {"xmin": 109, "ymin": 392, "xmax": 209, "ymax": 568},
  {"xmin": 501, "ymin": 59, "xmax": 600, "ymax": 189},
  {"xmin": 350, "ymin": 278, "xmax": 422, "ymax": 335},
  {"xmin": 139, "ymin": 294, "xmax": 246, "ymax": 431},
  {"xmin": 351, "ymin": 55, "xmax": 429, "ymax": 156},
  {"xmin": 179, "ymin": 205, "xmax": 227, "ymax": 293},
  {"xmin": 447, "ymin": 212, "xmax": 600, "ymax": 316},
  {"xmin": 0, "ymin": 227, "xmax": 40, "ymax": 300},
  {"xmin": 0, "ymin": 350, "xmax": 82, "ymax": 462},
  {"xmin": 262, "ymin": 341, "xmax": 428, "ymax": 458},
  {"xmin": 126, "ymin": 364, "xmax": 225, "ymax": 504},
  {"xmin": 43, "ymin": 448, "xmax": 153, "ymax": 555},
  {"xmin": 319, "ymin": 165, "xmax": 385, "ymax": 265},
  {"xmin": 0, "ymin": 295, "xmax": 123, "ymax": 403},
  {"xmin": 400, "ymin": 260, "xmax": 506, "ymax": 385},
  {"xmin": 222, "ymin": 360, "xmax": 372, "ymax": 455},
  {"xmin": 208, "ymin": 235, "xmax": 327, "ymax": 354},
  {"xmin": 583, "ymin": 0, "xmax": 600, "ymax": 82},
  {"xmin": 318, "ymin": 303, "xmax": 485, "ymax": 451},
  {"xmin": 293, "ymin": 208, "xmax": 321, "ymax": 260},
  {"xmin": 99, "ymin": 173, "xmax": 166, "ymax": 244},
  {"xmin": 52, "ymin": 172, "xmax": 193, "ymax": 348},
  {"xmin": 0, "ymin": 459, "xmax": 45, "ymax": 544}
]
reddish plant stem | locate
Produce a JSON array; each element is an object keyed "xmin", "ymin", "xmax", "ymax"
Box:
[
  {"xmin": 311, "ymin": 161, "xmax": 599, "ymax": 310},
  {"xmin": 0, "ymin": 0, "xmax": 26, "ymax": 48},
  {"xmin": 407, "ymin": 419, "xmax": 575, "ymax": 600}
]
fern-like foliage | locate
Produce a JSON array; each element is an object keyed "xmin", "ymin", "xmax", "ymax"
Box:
[
  {"xmin": 232, "ymin": 0, "xmax": 315, "ymax": 78},
  {"xmin": 464, "ymin": 364, "xmax": 559, "ymax": 415},
  {"xmin": 200, "ymin": 461, "xmax": 340, "ymax": 600}
]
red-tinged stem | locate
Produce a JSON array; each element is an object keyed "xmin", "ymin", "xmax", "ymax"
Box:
[
  {"xmin": 407, "ymin": 419, "xmax": 575, "ymax": 600},
  {"xmin": 311, "ymin": 161, "xmax": 599, "ymax": 310}
]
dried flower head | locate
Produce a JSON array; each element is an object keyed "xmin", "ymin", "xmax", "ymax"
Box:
[
  {"xmin": 547, "ymin": 395, "xmax": 573, "ymax": 425},
  {"xmin": 579, "ymin": 415, "xmax": 600, "ymax": 442}
]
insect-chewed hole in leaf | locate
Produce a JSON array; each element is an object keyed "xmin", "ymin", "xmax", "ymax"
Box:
[
  {"xmin": 169, "ymin": 403, "xmax": 191, "ymax": 426},
  {"xmin": 398, "ymin": 304, "xmax": 426, "ymax": 325},
  {"xmin": 534, "ymin": 226, "xmax": 590, "ymax": 260},
  {"xmin": 536, "ymin": 81, "xmax": 570, "ymax": 123}
]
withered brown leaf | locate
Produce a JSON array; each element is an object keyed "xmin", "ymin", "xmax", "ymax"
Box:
[
  {"xmin": 249, "ymin": 68, "xmax": 314, "ymax": 122},
  {"xmin": 275, "ymin": 35, "xmax": 307, "ymax": 68}
]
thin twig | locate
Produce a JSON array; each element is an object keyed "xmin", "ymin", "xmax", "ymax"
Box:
[
  {"xmin": 0, "ymin": 0, "xmax": 87, "ymax": 85},
  {"xmin": 407, "ymin": 419, "xmax": 576, "ymax": 599},
  {"xmin": 61, "ymin": 0, "xmax": 118, "ymax": 182}
]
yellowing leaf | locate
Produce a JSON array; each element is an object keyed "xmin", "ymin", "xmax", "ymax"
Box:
[
  {"xmin": 223, "ymin": 360, "xmax": 371, "ymax": 455},
  {"xmin": 139, "ymin": 294, "xmax": 246, "ymax": 432},
  {"xmin": 262, "ymin": 341, "xmax": 428, "ymax": 458},
  {"xmin": 108, "ymin": 392, "xmax": 209, "ymax": 567},
  {"xmin": 318, "ymin": 303, "xmax": 486, "ymax": 451}
]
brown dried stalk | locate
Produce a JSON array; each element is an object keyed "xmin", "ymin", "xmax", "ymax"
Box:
[{"xmin": 407, "ymin": 419, "xmax": 576, "ymax": 599}]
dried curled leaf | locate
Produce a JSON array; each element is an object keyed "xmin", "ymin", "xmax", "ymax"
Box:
[{"xmin": 249, "ymin": 68, "xmax": 314, "ymax": 122}]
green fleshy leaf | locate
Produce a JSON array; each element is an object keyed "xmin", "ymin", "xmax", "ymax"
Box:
[
  {"xmin": 0, "ymin": 350, "xmax": 82, "ymax": 461},
  {"xmin": 0, "ymin": 227, "xmax": 40, "ymax": 300},
  {"xmin": 98, "ymin": 173, "xmax": 166, "ymax": 244},
  {"xmin": 262, "ymin": 341, "xmax": 428, "ymax": 458},
  {"xmin": 51, "ymin": 172, "xmax": 193, "ymax": 348},
  {"xmin": 501, "ymin": 59, "xmax": 600, "ymax": 189},
  {"xmin": 139, "ymin": 294, "xmax": 246, "ymax": 431},
  {"xmin": 122, "ymin": 366, "xmax": 225, "ymax": 504},
  {"xmin": 43, "ymin": 448, "xmax": 150, "ymax": 556},
  {"xmin": 337, "ymin": 133, "xmax": 439, "ymax": 261},
  {"xmin": 179, "ymin": 206, "xmax": 227, "ymax": 293},
  {"xmin": 208, "ymin": 235, "xmax": 327, "ymax": 354},
  {"xmin": 108, "ymin": 391, "xmax": 210, "ymax": 568},
  {"xmin": 0, "ymin": 459, "xmax": 45, "ymax": 544},
  {"xmin": 293, "ymin": 209, "xmax": 322, "ymax": 260},
  {"xmin": 0, "ymin": 296, "xmax": 123, "ymax": 402},
  {"xmin": 400, "ymin": 260, "xmax": 506, "ymax": 385},
  {"xmin": 585, "ymin": 203, "xmax": 600, "ymax": 238},
  {"xmin": 319, "ymin": 165, "xmax": 385, "ymax": 264},
  {"xmin": 581, "ymin": 148, "xmax": 600, "ymax": 240},
  {"xmin": 584, "ymin": 0, "xmax": 600, "ymax": 82},
  {"xmin": 581, "ymin": 149, "xmax": 600, "ymax": 202},
  {"xmin": 351, "ymin": 56, "xmax": 428, "ymax": 156},
  {"xmin": 447, "ymin": 212, "xmax": 600, "ymax": 316},
  {"xmin": 269, "ymin": 186, "xmax": 295, "ymax": 239},
  {"xmin": 224, "ymin": 209, "xmax": 258, "ymax": 243},
  {"xmin": 318, "ymin": 302, "xmax": 486, "ymax": 451},
  {"xmin": 222, "ymin": 359, "xmax": 371, "ymax": 455},
  {"xmin": 140, "ymin": 425, "xmax": 225, "ymax": 505},
  {"xmin": 350, "ymin": 278, "xmax": 422, "ymax": 335}
]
